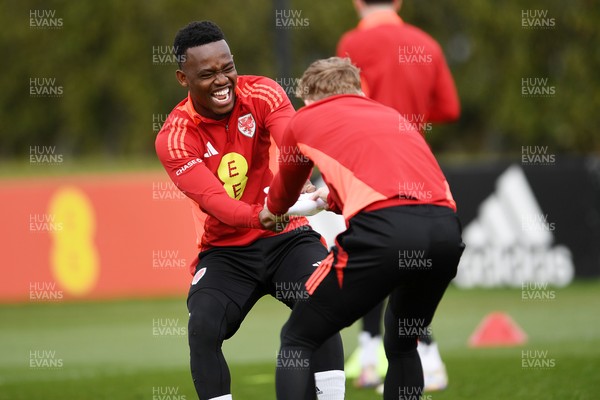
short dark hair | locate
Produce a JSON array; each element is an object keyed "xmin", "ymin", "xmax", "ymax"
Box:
[{"xmin": 173, "ymin": 21, "xmax": 226, "ymax": 68}]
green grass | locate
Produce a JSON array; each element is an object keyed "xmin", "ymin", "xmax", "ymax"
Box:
[{"xmin": 1, "ymin": 281, "xmax": 599, "ymax": 399}]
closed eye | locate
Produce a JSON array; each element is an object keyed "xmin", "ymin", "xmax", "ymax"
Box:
[{"xmin": 198, "ymin": 63, "xmax": 235, "ymax": 80}]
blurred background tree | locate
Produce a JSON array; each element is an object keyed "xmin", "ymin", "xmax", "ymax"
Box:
[{"xmin": 1, "ymin": 0, "xmax": 599, "ymax": 162}]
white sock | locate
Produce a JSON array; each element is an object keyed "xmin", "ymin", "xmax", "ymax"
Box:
[
  {"xmin": 359, "ymin": 332, "xmax": 381, "ymax": 368},
  {"xmin": 208, "ymin": 395, "xmax": 232, "ymax": 400},
  {"xmin": 314, "ymin": 370, "xmax": 345, "ymax": 400}
]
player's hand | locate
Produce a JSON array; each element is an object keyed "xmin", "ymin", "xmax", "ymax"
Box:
[
  {"xmin": 309, "ymin": 186, "xmax": 330, "ymax": 209},
  {"xmin": 301, "ymin": 180, "xmax": 316, "ymax": 194},
  {"xmin": 259, "ymin": 206, "xmax": 289, "ymax": 232},
  {"xmin": 259, "ymin": 208, "xmax": 276, "ymax": 231}
]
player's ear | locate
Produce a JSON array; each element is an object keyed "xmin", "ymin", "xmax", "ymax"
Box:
[{"xmin": 176, "ymin": 70, "xmax": 188, "ymax": 88}]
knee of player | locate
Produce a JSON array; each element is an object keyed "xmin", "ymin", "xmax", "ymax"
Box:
[
  {"xmin": 188, "ymin": 290, "xmax": 238, "ymax": 343},
  {"xmin": 279, "ymin": 321, "xmax": 296, "ymax": 347},
  {"xmin": 279, "ymin": 322, "xmax": 311, "ymax": 349},
  {"xmin": 384, "ymin": 334, "xmax": 418, "ymax": 355}
]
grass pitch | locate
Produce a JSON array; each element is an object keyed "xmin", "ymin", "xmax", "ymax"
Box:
[{"xmin": 1, "ymin": 281, "xmax": 599, "ymax": 399}]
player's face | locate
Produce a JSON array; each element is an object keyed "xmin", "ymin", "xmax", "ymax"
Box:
[{"xmin": 177, "ymin": 40, "xmax": 237, "ymax": 120}]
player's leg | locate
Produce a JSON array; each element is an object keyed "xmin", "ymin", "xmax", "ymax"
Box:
[
  {"xmin": 265, "ymin": 227, "xmax": 345, "ymax": 400},
  {"xmin": 275, "ymin": 290, "xmax": 345, "ymax": 400},
  {"xmin": 275, "ymin": 220, "xmax": 402, "ymax": 400},
  {"xmin": 355, "ymin": 301, "xmax": 385, "ymax": 387},
  {"xmin": 382, "ymin": 285, "xmax": 426, "ymax": 400},
  {"xmin": 382, "ymin": 206, "xmax": 464, "ymax": 400},
  {"xmin": 187, "ymin": 247, "xmax": 263, "ymax": 400},
  {"xmin": 383, "ymin": 277, "xmax": 457, "ymax": 399},
  {"xmin": 275, "ymin": 258, "xmax": 399, "ymax": 399},
  {"xmin": 363, "ymin": 300, "xmax": 384, "ymax": 339}
]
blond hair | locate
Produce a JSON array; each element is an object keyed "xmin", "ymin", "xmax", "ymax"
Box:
[{"xmin": 296, "ymin": 57, "xmax": 362, "ymax": 102}]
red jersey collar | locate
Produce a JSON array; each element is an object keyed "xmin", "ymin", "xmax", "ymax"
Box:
[
  {"xmin": 302, "ymin": 94, "xmax": 367, "ymax": 111},
  {"xmin": 182, "ymin": 92, "xmax": 204, "ymax": 125},
  {"xmin": 358, "ymin": 9, "xmax": 403, "ymax": 30}
]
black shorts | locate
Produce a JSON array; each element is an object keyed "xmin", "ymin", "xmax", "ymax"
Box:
[
  {"xmin": 187, "ymin": 227, "xmax": 328, "ymax": 333},
  {"xmin": 282, "ymin": 205, "xmax": 464, "ymax": 348}
]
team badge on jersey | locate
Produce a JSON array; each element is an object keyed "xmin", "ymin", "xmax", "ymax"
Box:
[
  {"xmin": 191, "ymin": 267, "xmax": 207, "ymax": 285},
  {"xmin": 237, "ymin": 113, "xmax": 256, "ymax": 138}
]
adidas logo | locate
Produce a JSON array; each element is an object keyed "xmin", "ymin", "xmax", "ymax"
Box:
[
  {"xmin": 453, "ymin": 165, "xmax": 574, "ymax": 288},
  {"xmin": 204, "ymin": 141, "xmax": 219, "ymax": 158}
]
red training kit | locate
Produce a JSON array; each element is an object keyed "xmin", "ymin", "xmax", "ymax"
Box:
[
  {"xmin": 156, "ymin": 75, "xmax": 307, "ymax": 264},
  {"xmin": 267, "ymin": 94, "xmax": 456, "ymax": 220},
  {"xmin": 337, "ymin": 10, "xmax": 459, "ymax": 123}
]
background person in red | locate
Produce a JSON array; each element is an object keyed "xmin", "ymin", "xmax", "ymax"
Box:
[
  {"xmin": 155, "ymin": 21, "xmax": 345, "ymax": 400},
  {"xmin": 337, "ymin": 0, "xmax": 460, "ymax": 129},
  {"xmin": 266, "ymin": 57, "xmax": 464, "ymax": 400},
  {"xmin": 337, "ymin": 0, "xmax": 460, "ymax": 390}
]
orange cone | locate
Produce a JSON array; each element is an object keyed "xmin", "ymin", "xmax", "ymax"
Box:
[{"xmin": 468, "ymin": 312, "xmax": 528, "ymax": 347}]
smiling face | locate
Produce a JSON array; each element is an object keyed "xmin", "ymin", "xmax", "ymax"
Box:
[{"xmin": 176, "ymin": 40, "xmax": 237, "ymax": 120}]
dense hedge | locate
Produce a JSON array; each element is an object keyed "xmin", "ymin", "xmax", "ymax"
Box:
[{"xmin": 2, "ymin": 0, "xmax": 598, "ymax": 160}]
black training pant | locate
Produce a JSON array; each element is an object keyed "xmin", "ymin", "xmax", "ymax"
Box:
[
  {"xmin": 276, "ymin": 205, "xmax": 464, "ymax": 400},
  {"xmin": 188, "ymin": 228, "xmax": 344, "ymax": 400}
]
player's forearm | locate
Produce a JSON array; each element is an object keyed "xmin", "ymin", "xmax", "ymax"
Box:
[
  {"xmin": 267, "ymin": 175, "xmax": 302, "ymax": 214},
  {"xmin": 165, "ymin": 164, "xmax": 263, "ymax": 229},
  {"xmin": 267, "ymin": 165, "xmax": 311, "ymax": 214},
  {"xmin": 196, "ymin": 193, "xmax": 263, "ymax": 228}
]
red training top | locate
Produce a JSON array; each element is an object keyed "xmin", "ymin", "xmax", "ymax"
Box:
[
  {"xmin": 337, "ymin": 10, "xmax": 460, "ymax": 124},
  {"xmin": 267, "ymin": 94, "xmax": 456, "ymax": 221},
  {"xmin": 156, "ymin": 75, "xmax": 307, "ymax": 261}
]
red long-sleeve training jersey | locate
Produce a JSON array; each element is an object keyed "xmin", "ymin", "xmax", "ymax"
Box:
[
  {"xmin": 337, "ymin": 10, "xmax": 460, "ymax": 124},
  {"xmin": 267, "ymin": 94, "xmax": 456, "ymax": 220},
  {"xmin": 156, "ymin": 75, "xmax": 307, "ymax": 260}
]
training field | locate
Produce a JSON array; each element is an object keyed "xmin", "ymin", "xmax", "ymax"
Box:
[{"xmin": 1, "ymin": 281, "xmax": 598, "ymax": 400}]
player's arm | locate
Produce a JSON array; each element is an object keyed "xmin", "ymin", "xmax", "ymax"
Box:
[
  {"xmin": 428, "ymin": 45, "xmax": 460, "ymax": 123},
  {"xmin": 156, "ymin": 124, "xmax": 263, "ymax": 229},
  {"xmin": 266, "ymin": 124, "xmax": 314, "ymax": 214},
  {"xmin": 267, "ymin": 158, "xmax": 313, "ymax": 214},
  {"xmin": 259, "ymin": 77, "xmax": 296, "ymax": 147},
  {"xmin": 260, "ymin": 77, "xmax": 315, "ymax": 191}
]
